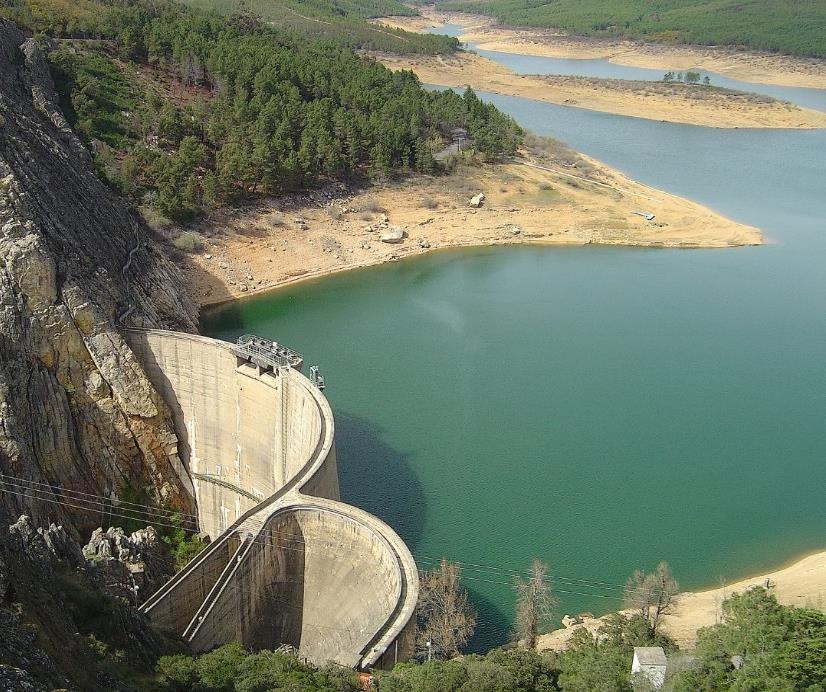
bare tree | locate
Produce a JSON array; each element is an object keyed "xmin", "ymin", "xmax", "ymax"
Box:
[
  {"xmin": 177, "ymin": 51, "xmax": 204, "ymax": 88},
  {"xmin": 513, "ymin": 559, "xmax": 558, "ymax": 648},
  {"xmin": 623, "ymin": 561, "xmax": 678, "ymax": 634},
  {"xmin": 416, "ymin": 559, "xmax": 476, "ymax": 660}
]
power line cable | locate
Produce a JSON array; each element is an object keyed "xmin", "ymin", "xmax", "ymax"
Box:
[{"xmin": 0, "ymin": 473, "xmax": 635, "ymax": 594}]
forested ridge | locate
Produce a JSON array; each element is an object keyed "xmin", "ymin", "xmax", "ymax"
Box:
[
  {"xmin": 426, "ymin": 0, "xmax": 826, "ymax": 59},
  {"xmin": 180, "ymin": 0, "xmax": 460, "ymax": 54},
  {"xmin": 0, "ymin": 0, "xmax": 458, "ymax": 53},
  {"xmin": 0, "ymin": 0, "xmax": 521, "ymax": 222}
]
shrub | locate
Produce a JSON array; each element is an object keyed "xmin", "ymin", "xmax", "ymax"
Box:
[
  {"xmin": 170, "ymin": 231, "xmax": 204, "ymax": 253},
  {"xmin": 156, "ymin": 654, "xmax": 198, "ymax": 692},
  {"xmin": 195, "ymin": 643, "xmax": 247, "ymax": 692},
  {"xmin": 139, "ymin": 201, "xmax": 173, "ymax": 235},
  {"xmin": 268, "ymin": 213, "xmax": 286, "ymax": 227},
  {"xmin": 420, "ymin": 196, "xmax": 438, "ymax": 209},
  {"xmin": 360, "ymin": 198, "xmax": 384, "ymax": 214}
]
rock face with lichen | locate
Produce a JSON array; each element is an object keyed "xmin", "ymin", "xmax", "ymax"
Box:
[{"xmin": 0, "ymin": 20, "xmax": 197, "ymax": 536}]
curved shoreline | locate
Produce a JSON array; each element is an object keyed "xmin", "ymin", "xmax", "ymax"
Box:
[
  {"xmin": 375, "ymin": 9, "xmax": 826, "ymax": 90},
  {"xmin": 538, "ymin": 547, "xmax": 826, "ymax": 651},
  {"xmin": 181, "ymin": 155, "xmax": 761, "ymax": 309},
  {"xmin": 376, "ymin": 51, "xmax": 826, "ymax": 129}
]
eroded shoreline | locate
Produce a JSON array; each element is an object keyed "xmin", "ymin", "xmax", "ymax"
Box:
[
  {"xmin": 183, "ymin": 154, "xmax": 760, "ymax": 309},
  {"xmin": 377, "ymin": 51, "xmax": 826, "ymax": 129},
  {"xmin": 375, "ymin": 8, "xmax": 826, "ymax": 90}
]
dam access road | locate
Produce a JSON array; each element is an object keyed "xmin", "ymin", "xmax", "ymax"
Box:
[{"xmin": 125, "ymin": 329, "xmax": 418, "ymax": 670}]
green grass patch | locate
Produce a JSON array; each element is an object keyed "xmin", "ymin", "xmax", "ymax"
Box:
[{"xmin": 49, "ymin": 47, "xmax": 137, "ymax": 149}]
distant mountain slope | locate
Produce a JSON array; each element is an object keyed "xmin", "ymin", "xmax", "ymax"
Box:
[
  {"xmin": 181, "ymin": 0, "xmax": 459, "ymax": 53},
  {"xmin": 427, "ymin": 0, "xmax": 826, "ymax": 59}
]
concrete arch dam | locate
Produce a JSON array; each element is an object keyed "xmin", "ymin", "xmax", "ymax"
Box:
[{"xmin": 125, "ymin": 329, "xmax": 418, "ymax": 669}]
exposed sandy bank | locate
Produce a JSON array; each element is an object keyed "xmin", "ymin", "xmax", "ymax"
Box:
[
  {"xmin": 376, "ymin": 9, "xmax": 826, "ymax": 90},
  {"xmin": 537, "ymin": 550, "xmax": 826, "ymax": 651},
  {"xmin": 377, "ymin": 51, "xmax": 826, "ymax": 129},
  {"xmin": 180, "ymin": 154, "xmax": 760, "ymax": 308}
]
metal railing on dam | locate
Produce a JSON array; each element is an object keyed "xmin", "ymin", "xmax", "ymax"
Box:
[{"xmin": 124, "ymin": 329, "xmax": 418, "ymax": 670}]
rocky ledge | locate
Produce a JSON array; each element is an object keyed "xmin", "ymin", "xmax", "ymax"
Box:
[{"xmin": 0, "ymin": 19, "xmax": 197, "ymax": 535}]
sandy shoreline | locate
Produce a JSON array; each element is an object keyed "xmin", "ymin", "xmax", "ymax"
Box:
[
  {"xmin": 376, "ymin": 9, "xmax": 826, "ymax": 90},
  {"xmin": 377, "ymin": 51, "xmax": 826, "ymax": 129},
  {"xmin": 182, "ymin": 153, "xmax": 759, "ymax": 309},
  {"xmin": 538, "ymin": 548, "xmax": 826, "ymax": 652}
]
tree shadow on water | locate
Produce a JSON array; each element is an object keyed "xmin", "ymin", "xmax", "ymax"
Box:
[
  {"xmin": 335, "ymin": 411, "xmax": 426, "ymax": 552},
  {"xmin": 465, "ymin": 583, "xmax": 513, "ymax": 654}
]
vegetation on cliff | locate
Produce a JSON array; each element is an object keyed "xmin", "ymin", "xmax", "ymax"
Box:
[
  {"xmin": 2, "ymin": 1, "xmax": 521, "ymax": 224},
  {"xmin": 425, "ymin": 0, "xmax": 826, "ymax": 59}
]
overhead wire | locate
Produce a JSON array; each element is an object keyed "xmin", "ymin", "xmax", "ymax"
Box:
[{"xmin": 0, "ymin": 474, "xmax": 639, "ymax": 608}]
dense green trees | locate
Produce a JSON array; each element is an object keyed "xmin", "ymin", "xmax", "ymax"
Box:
[
  {"xmin": 29, "ymin": 1, "xmax": 522, "ymax": 221},
  {"xmin": 671, "ymin": 587, "xmax": 826, "ymax": 690},
  {"xmin": 156, "ymin": 644, "xmax": 361, "ymax": 691},
  {"xmin": 180, "ymin": 0, "xmax": 461, "ymax": 55},
  {"xmin": 0, "ymin": 0, "xmax": 458, "ymax": 54},
  {"xmin": 428, "ymin": 0, "xmax": 826, "ymax": 59}
]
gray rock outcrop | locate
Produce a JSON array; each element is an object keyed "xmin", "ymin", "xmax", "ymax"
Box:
[
  {"xmin": 83, "ymin": 525, "xmax": 173, "ymax": 599},
  {"xmin": 8, "ymin": 515, "xmax": 84, "ymax": 568},
  {"xmin": 0, "ymin": 20, "xmax": 197, "ymax": 535}
]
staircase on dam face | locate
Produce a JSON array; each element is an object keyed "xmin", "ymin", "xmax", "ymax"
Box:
[{"xmin": 124, "ymin": 329, "xmax": 418, "ymax": 671}]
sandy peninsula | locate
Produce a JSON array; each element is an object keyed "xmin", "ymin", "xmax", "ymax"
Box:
[
  {"xmin": 180, "ymin": 151, "xmax": 760, "ymax": 308},
  {"xmin": 376, "ymin": 51, "xmax": 826, "ymax": 129},
  {"xmin": 377, "ymin": 9, "xmax": 826, "ymax": 90},
  {"xmin": 537, "ymin": 549, "xmax": 826, "ymax": 651}
]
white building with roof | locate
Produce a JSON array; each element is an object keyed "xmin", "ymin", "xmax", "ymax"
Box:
[{"xmin": 631, "ymin": 646, "xmax": 667, "ymax": 689}]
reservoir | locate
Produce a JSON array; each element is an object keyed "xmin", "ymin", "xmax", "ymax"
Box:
[
  {"xmin": 202, "ymin": 40, "xmax": 826, "ymax": 650},
  {"xmin": 429, "ymin": 22, "xmax": 826, "ymax": 111}
]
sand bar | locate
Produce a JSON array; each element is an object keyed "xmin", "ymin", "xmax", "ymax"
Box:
[
  {"xmin": 377, "ymin": 51, "xmax": 826, "ymax": 129},
  {"xmin": 375, "ymin": 9, "xmax": 826, "ymax": 91}
]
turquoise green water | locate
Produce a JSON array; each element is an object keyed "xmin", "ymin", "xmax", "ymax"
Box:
[
  {"xmin": 202, "ymin": 76, "xmax": 826, "ymax": 650},
  {"xmin": 426, "ymin": 22, "xmax": 826, "ymax": 111}
]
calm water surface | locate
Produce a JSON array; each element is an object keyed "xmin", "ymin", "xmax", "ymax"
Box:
[
  {"xmin": 427, "ymin": 22, "xmax": 826, "ymax": 111},
  {"xmin": 202, "ymin": 59, "xmax": 826, "ymax": 649}
]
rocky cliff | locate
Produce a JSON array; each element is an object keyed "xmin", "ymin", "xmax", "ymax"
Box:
[{"xmin": 0, "ymin": 19, "xmax": 198, "ymax": 535}]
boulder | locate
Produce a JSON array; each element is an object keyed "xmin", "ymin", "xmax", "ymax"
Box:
[
  {"xmin": 379, "ymin": 225, "xmax": 407, "ymax": 244},
  {"xmin": 469, "ymin": 193, "xmax": 485, "ymax": 208}
]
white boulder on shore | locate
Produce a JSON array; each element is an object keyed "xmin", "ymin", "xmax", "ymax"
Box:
[
  {"xmin": 469, "ymin": 192, "xmax": 485, "ymax": 208},
  {"xmin": 380, "ymin": 225, "xmax": 407, "ymax": 243}
]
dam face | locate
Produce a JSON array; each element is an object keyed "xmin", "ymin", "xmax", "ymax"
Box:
[{"xmin": 125, "ymin": 330, "xmax": 417, "ymax": 669}]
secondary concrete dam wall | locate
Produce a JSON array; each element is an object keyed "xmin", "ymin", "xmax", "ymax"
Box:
[{"xmin": 125, "ymin": 330, "xmax": 417, "ymax": 669}]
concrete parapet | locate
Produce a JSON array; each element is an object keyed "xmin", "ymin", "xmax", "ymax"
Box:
[{"xmin": 125, "ymin": 329, "xmax": 417, "ymax": 670}]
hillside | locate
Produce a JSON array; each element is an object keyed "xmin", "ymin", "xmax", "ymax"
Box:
[
  {"xmin": 0, "ymin": 0, "xmax": 458, "ymax": 53},
  {"xmin": 425, "ymin": 0, "xmax": 826, "ymax": 59},
  {"xmin": 0, "ymin": 0, "xmax": 521, "ymax": 230},
  {"xmin": 180, "ymin": 0, "xmax": 460, "ymax": 54}
]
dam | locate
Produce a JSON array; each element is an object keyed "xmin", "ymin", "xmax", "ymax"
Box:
[{"xmin": 125, "ymin": 329, "xmax": 418, "ymax": 669}]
